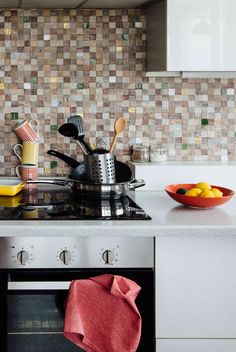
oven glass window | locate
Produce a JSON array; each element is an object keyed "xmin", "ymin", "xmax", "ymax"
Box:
[{"xmin": 8, "ymin": 293, "xmax": 82, "ymax": 352}]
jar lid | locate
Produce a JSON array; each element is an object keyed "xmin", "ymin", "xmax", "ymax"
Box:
[
  {"xmin": 133, "ymin": 144, "xmax": 149, "ymax": 150},
  {"xmin": 150, "ymin": 144, "xmax": 167, "ymax": 151}
]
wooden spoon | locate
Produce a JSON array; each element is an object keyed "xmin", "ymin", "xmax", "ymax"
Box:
[{"xmin": 109, "ymin": 117, "xmax": 126, "ymax": 153}]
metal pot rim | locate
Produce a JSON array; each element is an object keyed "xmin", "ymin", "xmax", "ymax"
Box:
[{"xmin": 69, "ymin": 177, "xmax": 136, "ymax": 186}]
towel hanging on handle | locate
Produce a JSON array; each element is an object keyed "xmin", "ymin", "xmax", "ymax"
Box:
[{"xmin": 64, "ymin": 274, "xmax": 142, "ymax": 352}]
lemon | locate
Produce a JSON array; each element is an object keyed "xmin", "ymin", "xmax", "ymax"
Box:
[
  {"xmin": 185, "ymin": 188, "xmax": 202, "ymax": 197},
  {"xmin": 200, "ymin": 189, "xmax": 215, "ymax": 198},
  {"xmin": 195, "ymin": 182, "xmax": 211, "ymax": 190},
  {"xmin": 211, "ymin": 188, "xmax": 223, "ymax": 198}
]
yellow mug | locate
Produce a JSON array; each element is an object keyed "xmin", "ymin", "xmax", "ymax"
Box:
[{"xmin": 13, "ymin": 142, "xmax": 39, "ymax": 165}]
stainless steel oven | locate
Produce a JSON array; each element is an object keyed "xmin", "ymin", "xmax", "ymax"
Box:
[{"xmin": 0, "ymin": 236, "xmax": 155, "ymax": 352}]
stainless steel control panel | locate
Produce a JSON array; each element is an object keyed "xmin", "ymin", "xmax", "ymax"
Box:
[{"xmin": 0, "ymin": 237, "xmax": 154, "ymax": 269}]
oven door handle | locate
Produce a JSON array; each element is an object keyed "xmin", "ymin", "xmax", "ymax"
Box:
[{"xmin": 8, "ymin": 281, "xmax": 71, "ymax": 290}]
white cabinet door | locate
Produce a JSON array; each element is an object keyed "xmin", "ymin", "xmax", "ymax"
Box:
[
  {"xmin": 167, "ymin": 0, "xmax": 236, "ymax": 71},
  {"xmin": 156, "ymin": 236, "xmax": 236, "ymax": 338},
  {"xmin": 156, "ymin": 339, "xmax": 236, "ymax": 352}
]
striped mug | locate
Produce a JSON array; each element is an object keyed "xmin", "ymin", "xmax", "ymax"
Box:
[{"xmin": 14, "ymin": 119, "xmax": 39, "ymax": 142}]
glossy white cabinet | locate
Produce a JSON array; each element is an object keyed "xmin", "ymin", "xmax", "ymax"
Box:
[
  {"xmin": 155, "ymin": 236, "xmax": 236, "ymax": 351},
  {"xmin": 168, "ymin": 0, "xmax": 236, "ymax": 71},
  {"xmin": 147, "ymin": 0, "xmax": 236, "ymax": 72}
]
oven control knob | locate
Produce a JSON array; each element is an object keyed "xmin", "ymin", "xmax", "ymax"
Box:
[
  {"xmin": 17, "ymin": 250, "xmax": 29, "ymax": 265},
  {"xmin": 102, "ymin": 250, "xmax": 115, "ymax": 265},
  {"xmin": 59, "ymin": 250, "xmax": 72, "ymax": 265}
]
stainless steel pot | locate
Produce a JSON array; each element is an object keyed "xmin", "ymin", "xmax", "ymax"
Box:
[{"xmin": 27, "ymin": 178, "xmax": 145, "ymax": 199}]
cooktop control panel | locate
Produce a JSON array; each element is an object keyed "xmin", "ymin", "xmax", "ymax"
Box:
[{"xmin": 0, "ymin": 237, "xmax": 154, "ymax": 269}]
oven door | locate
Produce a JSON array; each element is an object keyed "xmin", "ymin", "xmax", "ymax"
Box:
[{"xmin": 0, "ymin": 269, "xmax": 155, "ymax": 352}]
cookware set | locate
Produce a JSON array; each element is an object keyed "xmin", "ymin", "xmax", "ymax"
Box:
[
  {"xmin": 47, "ymin": 150, "xmax": 132, "ymax": 183},
  {"xmin": 28, "ymin": 115, "xmax": 145, "ymax": 199},
  {"xmin": 58, "ymin": 115, "xmax": 123, "ymax": 183}
]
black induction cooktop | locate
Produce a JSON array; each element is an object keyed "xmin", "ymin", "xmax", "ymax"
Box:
[{"xmin": 0, "ymin": 187, "xmax": 151, "ymax": 221}]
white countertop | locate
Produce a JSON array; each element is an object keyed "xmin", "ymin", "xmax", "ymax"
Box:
[{"xmin": 1, "ymin": 190, "xmax": 236, "ymax": 237}]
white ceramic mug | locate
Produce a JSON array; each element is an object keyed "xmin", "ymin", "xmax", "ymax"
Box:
[
  {"xmin": 13, "ymin": 142, "xmax": 39, "ymax": 165},
  {"xmin": 14, "ymin": 119, "xmax": 39, "ymax": 142}
]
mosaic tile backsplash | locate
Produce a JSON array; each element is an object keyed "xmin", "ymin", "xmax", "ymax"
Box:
[{"xmin": 1, "ymin": 8, "xmax": 236, "ymax": 176}]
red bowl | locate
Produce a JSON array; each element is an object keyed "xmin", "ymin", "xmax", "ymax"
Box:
[{"xmin": 165, "ymin": 184, "xmax": 234, "ymax": 209}]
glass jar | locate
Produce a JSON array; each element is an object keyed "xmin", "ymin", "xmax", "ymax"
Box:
[
  {"xmin": 131, "ymin": 144, "xmax": 149, "ymax": 163},
  {"xmin": 149, "ymin": 145, "xmax": 167, "ymax": 162}
]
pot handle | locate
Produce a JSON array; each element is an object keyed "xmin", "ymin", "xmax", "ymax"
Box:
[
  {"xmin": 47, "ymin": 150, "xmax": 80, "ymax": 169},
  {"xmin": 26, "ymin": 179, "xmax": 68, "ymax": 187},
  {"xmin": 128, "ymin": 179, "xmax": 145, "ymax": 190}
]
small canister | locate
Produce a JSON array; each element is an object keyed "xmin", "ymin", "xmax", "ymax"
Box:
[
  {"xmin": 131, "ymin": 144, "xmax": 149, "ymax": 163},
  {"xmin": 149, "ymin": 145, "xmax": 167, "ymax": 162}
]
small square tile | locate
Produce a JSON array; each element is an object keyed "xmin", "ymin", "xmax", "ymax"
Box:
[
  {"xmin": 11, "ymin": 112, "xmax": 18, "ymax": 120},
  {"xmin": 227, "ymin": 89, "xmax": 234, "ymax": 95},
  {"xmin": 129, "ymin": 107, "xmax": 136, "ymax": 113},
  {"xmin": 23, "ymin": 16, "xmax": 31, "ymax": 23},
  {"xmin": 181, "ymin": 144, "xmax": 188, "ymax": 150},
  {"xmin": 4, "ymin": 28, "xmax": 11, "ymax": 35},
  {"xmin": 50, "ymin": 161, "xmax": 58, "ymax": 169},
  {"xmin": 76, "ymin": 82, "xmax": 84, "ymax": 89},
  {"xmin": 109, "ymin": 77, "xmax": 116, "ymax": 83},
  {"xmin": 201, "ymin": 119, "xmax": 209, "ymax": 126},
  {"xmin": 83, "ymin": 22, "xmax": 90, "ymax": 28},
  {"xmin": 162, "ymin": 82, "xmax": 169, "ymax": 89},
  {"xmin": 44, "ymin": 167, "xmax": 51, "ymax": 174},
  {"xmin": 50, "ymin": 77, "xmax": 57, "ymax": 83},
  {"xmin": 50, "ymin": 125, "xmax": 58, "ymax": 132},
  {"xmin": 43, "ymin": 34, "xmax": 50, "ymax": 41},
  {"xmin": 194, "ymin": 137, "xmax": 201, "ymax": 144},
  {"xmin": 122, "ymin": 34, "xmax": 129, "ymax": 40},
  {"xmin": 30, "ymin": 77, "xmax": 38, "ymax": 84},
  {"xmin": 168, "ymin": 89, "xmax": 175, "ymax": 95},
  {"xmin": 24, "ymin": 83, "xmax": 31, "ymax": 89},
  {"xmin": 135, "ymin": 83, "xmax": 142, "ymax": 90},
  {"xmin": 135, "ymin": 22, "xmax": 143, "ymax": 28}
]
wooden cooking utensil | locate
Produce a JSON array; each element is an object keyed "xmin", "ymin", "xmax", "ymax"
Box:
[{"xmin": 109, "ymin": 117, "xmax": 126, "ymax": 153}]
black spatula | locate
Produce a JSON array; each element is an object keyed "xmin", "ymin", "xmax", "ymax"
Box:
[{"xmin": 67, "ymin": 115, "xmax": 94, "ymax": 155}]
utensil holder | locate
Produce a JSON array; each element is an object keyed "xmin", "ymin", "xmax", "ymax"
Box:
[{"xmin": 84, "ymin": 152, "xmax": 116, "ymax": 184}]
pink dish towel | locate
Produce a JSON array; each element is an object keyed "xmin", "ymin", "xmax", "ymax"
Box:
[{"xmin": 64, "ymin": 274, "xmax": 142, "ymax": 352}]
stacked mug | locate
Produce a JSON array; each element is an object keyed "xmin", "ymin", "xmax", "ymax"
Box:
[{"xmin": 13, "ymin": 119, "xmax": 39, "ymax": 182}]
